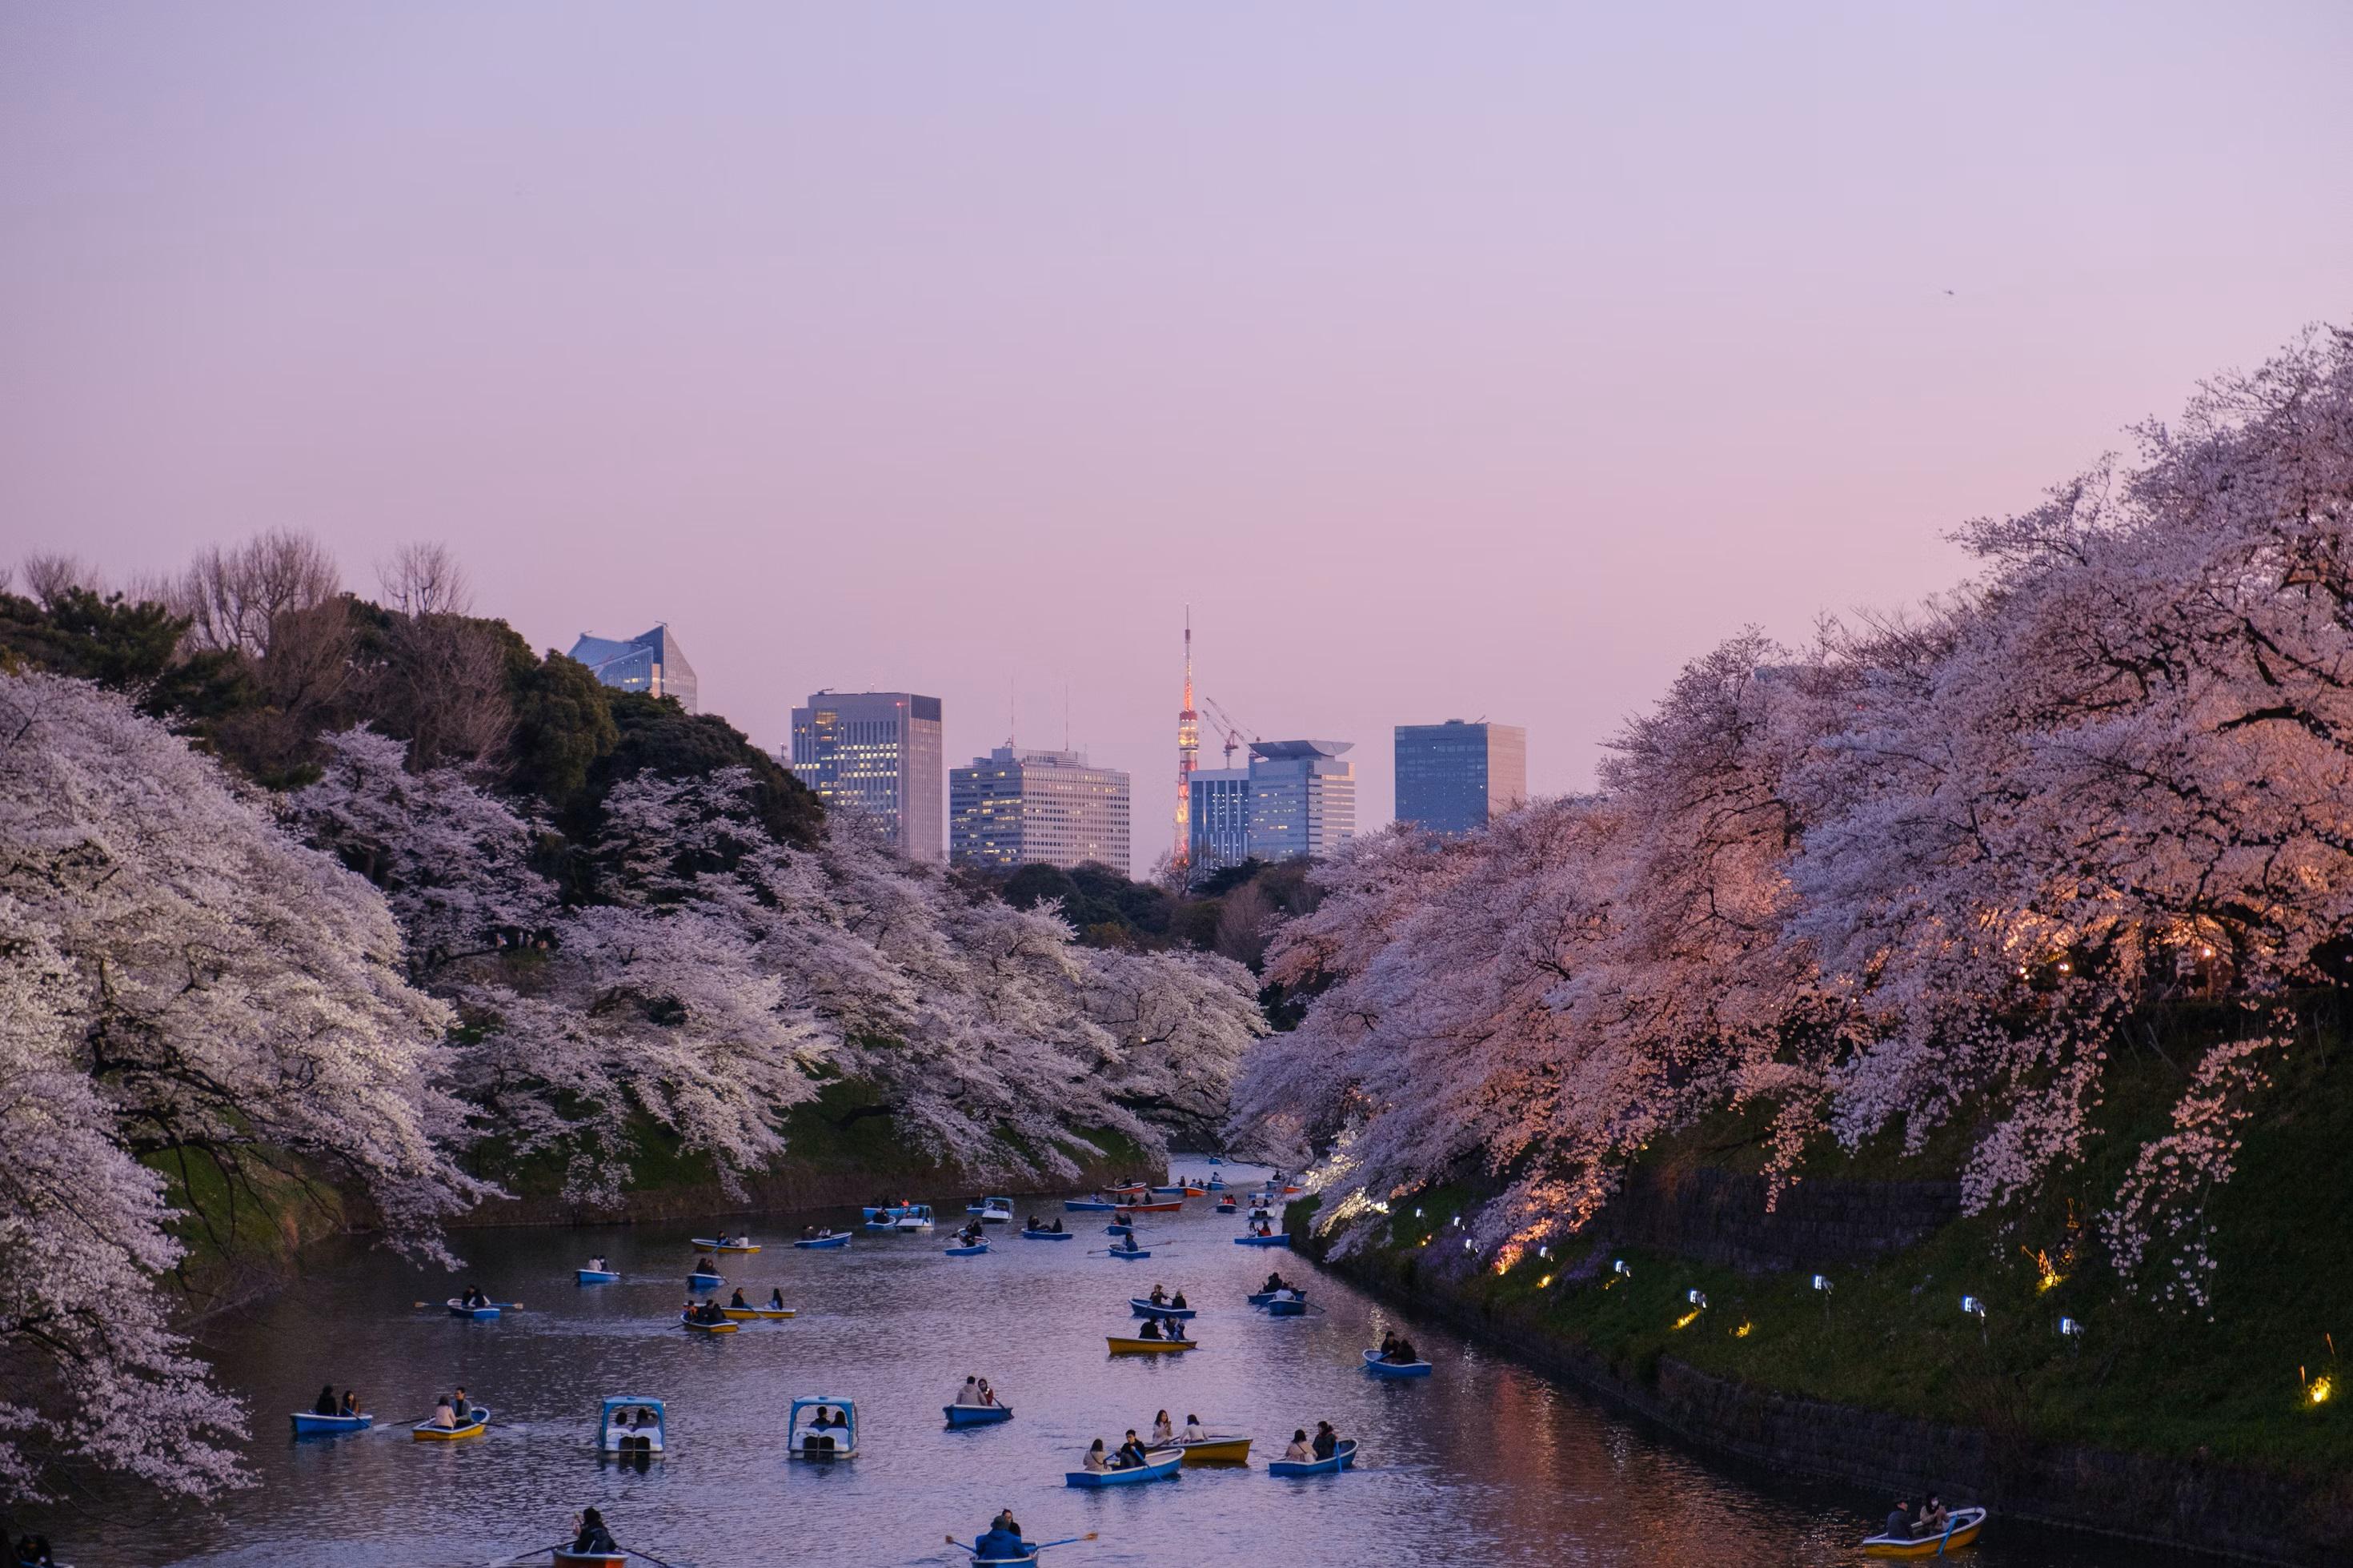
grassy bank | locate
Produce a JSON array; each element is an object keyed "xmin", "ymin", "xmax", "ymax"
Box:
[{"xmin": 1314, "ymin": 1009, "xmax": 2351, "ymax": 1485}]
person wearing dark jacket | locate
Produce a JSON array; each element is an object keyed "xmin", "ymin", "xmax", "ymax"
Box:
[
  {"xmin": 1312, "ymin": 1421, "xmax": 1337, "ymax": 1460},
  {"xmin": 973, "ymin": 1519, "xmax": 1028, "ymax": 1561},
  {"xmin": 313, "ymin": 1384, "xmax": 338, "ymax": 1416},
  {"xmin": 571, "ymin": 1507, "xmax": 618, "ymax": 1553},
  {"xmin": 1114, "ymin": 1430, "xmax": 1150, "ymax": 1469},
  {"xmin": 1882, "ymin": 1502, "xmax": 1913, "ymax": 1541}
]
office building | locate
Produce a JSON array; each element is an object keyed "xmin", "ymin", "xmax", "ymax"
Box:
[
  {"xmin": 788, "ymin": 692, "xmax": 944, "ymax": 861},
  {"xmin": 1187, "ymin": 766, "xmax": 1252, "ymax": 876},
  {"xmin": 951, "ymin": 746, "xmax": 1132, "ymax": 872},
  {"xmin": 568, "ymin": 625, "xmax": 698, "ymax": 712},
  {"xmin": 1246, "ymin": 740, "xmax": 1357, "ymax": 862},
  {"xmin": 1394, "ymin": 720, "xmax": 1527, "ymax": 836}
]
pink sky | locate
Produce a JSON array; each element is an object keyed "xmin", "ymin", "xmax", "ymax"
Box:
[{"xmin": 6, "ymin": 2, "xmax": 2350, "ymax": 871}]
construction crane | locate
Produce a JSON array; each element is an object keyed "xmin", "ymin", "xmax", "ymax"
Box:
[{"xmin": 1200, "ymin": 696, "xmax": 1258, "ymax": 768}]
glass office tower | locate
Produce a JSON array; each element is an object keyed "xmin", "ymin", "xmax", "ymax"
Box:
[
  {"xmin": 951, "ymin": 745, "xmax": 1132, "ymax": 873},
  {"xmin": 1393, "ymin": 720, "xmax": 1527, "ymax": 836},
  {"xmin": 567, "ymin": 625, "xmax": 699, "ymax": 712},
  {"xmin": 788, "ymin": 691, "xmax": 945, "ymax": 861}
]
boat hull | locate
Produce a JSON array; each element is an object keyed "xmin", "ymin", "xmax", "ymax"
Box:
[
  {"xmin": 1129, "ymin": 1297, "xmax": 1197, "ymax": 1318},
  {"xmin": 1362, "ymin": 1349, "xmax": 1432, "ymax": 1378},
  {"xmin": 944, "ymin": 1403, "xmax": 1015, "ymax": 1427},
  {"xmin": 1233, "ymin": 1233, "xmax": 1291, "ymax": 1247},
  {"xmin": 1105, "ymin": 1248, "xmax": 1152, "ymax": 1260},
  {"xmin": 680, "ymin": 1314, "xmax": 739, "ymax": 1333},
  {"xmin": 575, "ymin": 1269, "xmax": 619, "ymax": 1284},
  {"xmin": 1106, "ymin": 1337, "xmax": 1196, "ymax": 1353},
  {"xmin": 719, "ymin": 1305, "xmax": 795, "ymax": 1319},
  {"xmin": 944, "ymin": 1242, "xmax": 990, "ymax": 1256},
  {"xmin": 290, "ymin": 1411, "xmax": 372, "ymax": 1435},
  {"xmin": 1863, "ymin": 1510, "xmax": 1987, "ymax": 1557},
  {"xmin": 1063, "ymin": 1199, "xmax": 1116, "ymax": 1212},
  {"xmin": 1020, "ymin": 1229, "xmax": 1075, "ymax": 1241},
  {"xmin": 1175, "ymin": 1436, "xmax": 1252, "ymax": 1464},
  {"xmin": 1122, "ymin": 1199, "xmax": 1183, "ymax": 1213},
  {"xmin": 689, "ymin": 1239, "xmax": 760, "ymax": 1253},
  {"xmin": 1065, "ymin": 1448, "xmax": 1183, "ymax": 1487},
  {"xmin": 793, "ymin": 1235, "xmax": 850, "ymax": 1249},
  {"xmin": 1266, "ymin": 1298, "xmax": 1307, "ymax": 1316},
  {"xmin": 552, "ymin": 1552, "xmax": 627, "ymax": 1565},
  {"xmin": 411, "ymin": 1407, "xmax": 491, "ymax": 1442},
  {"xmin": 1269, "ymin": 1438, "xmax": 1357, "ymax": 1476},
  {"xmin": 447, "ymin": 1299, "xmax": 500, "ymax": 1319}
]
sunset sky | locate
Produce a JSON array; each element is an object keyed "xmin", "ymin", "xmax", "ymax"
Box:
[{"xmin": 6, "ymin": 2, "xmax": 2350, "ymax": 868}]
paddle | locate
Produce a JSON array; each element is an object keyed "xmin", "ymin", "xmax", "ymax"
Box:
[
  {"xmin": 1936, "ymin": 1513, "xmax": 1958, "ymax": 1556},
  {"xmin": 482, "ymin": 1539, "xmax": 567, "ymax": 1566},
  {"xmin": 623, "ymin": 1546, "xmax": 690, "ymax": 1567}
]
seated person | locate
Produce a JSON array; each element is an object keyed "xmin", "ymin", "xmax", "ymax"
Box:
[
  {"xmin": 977, "ymin": 1378, "xmax": 998, "ymax": 1406},
  {"xmin": 1137, "ymin": 1316, "xmax": 1163, "ymax": 1340},
  {"xmin": 1170, "ymin": 1289, "xmax": 1189, "ymax": 1309},
  {"xmin": 1265, "ymin": 1272, "xmax": 1287, "ymax": 1293},
  {"xmin": 1114, "ymin": 1430, "xmax": 1150, "ymax": 1469},
  {"xmin": 313, "ymin": 1384, "xmax": 338, "ymax": 1416},
  {"xmin": 1389, "ymin": 1337, "xmax": 1419, "ymax": 1364},
  {"xmin": 429, "ymin": 1397, "xmax": 459, "ymax": 1429},
  {"xmin": 1882, "ymin": 1502, "xmax": 1914, "ymax": 1542},
  {"xmin": 1164, "ymin": 1317, "xmax": 1189, "ymax": 1342},
  {"xmin": 956, "ymin": 1376, "xmax": 984, "ymax": 1406},
  {"xmin": 451, "ymin": 1388, "xmax": 473, "ymax": 1421},
  {"xmin": 1919, "ymin": 1498, "xmax": 1950, "ymax": 1534},
  {"xmin": 1148, "ymin": 1284, "xmax": 1168, "ymax": 1305},
  {"xmin": 1313, "ymin": 1422, "xmax": 1337, "ymax": 1460},
  {"xmin": 1150, "ymin": 1411, "xmax": 1175, "ymax": 1445},
  {"xmin": 1050, "ymin": 1218, "xmax": 1064, "ymax": 1233},
  {"xmin": 571, "ymin": 1509, "xmax": 617, "ymax": 1554},
  {"xmin": 1181, "ymin": 1414, "xmax": 1208, "ymax": 1442},
  {"xmin": 339, "ymin": 1390, "xmax": 362, "ymax": 1418},
  {"xmin": 729, "ymin": 1288, "xmax": 748, "ymax": 1308},
  {"xmin": 974, "ymin": 1519, "xmax": 1027, "ymax": 1560},
  {"xmin": 1283, "ymin": 1428, "xmax": 1313, "ymax": 1462},
  {"xmin": 768, "ymin": 1287, "xmax": 787, "ymax": 1309},
  {"xmin": 1083, "ymin": 1438, "xmax": 1110, "ymax": 1472}
]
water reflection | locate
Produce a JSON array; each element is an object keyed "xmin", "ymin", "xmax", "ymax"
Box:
[{"xmin": 57, "ymin": 1163, "xmax": 2173, "ymax": 1566}]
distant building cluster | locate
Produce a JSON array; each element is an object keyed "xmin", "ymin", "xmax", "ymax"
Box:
[
  {"xmin": 951, "ymin": 745, "xmax": 1132, "ymax": 872},
  {"xmin": 568, "ymin": 625, "xmax": 698, "ymax": 713},
  {"xmin": 1187, "ymin": 739, "xmax": 1357, "ymax": 876}
]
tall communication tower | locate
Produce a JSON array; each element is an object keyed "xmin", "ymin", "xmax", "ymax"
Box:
[{"xmin": 1174, "ymin": 609, "xmax": 1199, "ymax": 868}]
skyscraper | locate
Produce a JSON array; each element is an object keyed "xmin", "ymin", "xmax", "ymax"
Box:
[
  {"xmin": 1246, "ymin": 740, "xmax": 1357, "ymax": 861},
  {"xmin": 567, "ymin": 624, "xmax": 698, "ymax": 712},
  {"xmin": 1394, "ymin": 720, "xmax": 1527, "ymax": 836},
  {"xmin": 1187, "ymin": 765, "xmax": 1252, "ymax": 876},
  {"xmin": 951, "ymin": 745, "xmax": 1132, "ymax": 872},
  {"xmin": 788, "ymin": 691, "xmax": 944, "ymax": 861}
]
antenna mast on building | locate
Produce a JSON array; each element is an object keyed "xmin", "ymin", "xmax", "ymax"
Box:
[{"xmin": 1174, "ymin": 609, "xmax": 1198, "ymax": 867}]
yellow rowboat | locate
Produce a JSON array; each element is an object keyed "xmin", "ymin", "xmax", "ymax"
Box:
[
  {"xmin": 1106, "ymin": 1336, "xmax": 1198, "ymax": 1354},
  {"xmin": 1174, "ymin": 1434, "xmax": 1252, "ymax": 1464},
  {"xmin": 720, "ymin": 1305, "xmax": 796, "ymax": 1320},
  {"xmin": 411, "ymin": 1414, "xmax": 488, "ymax": 1442},
  {"xmin": 681, "ymin": 1314, "xmax": 740, "ymax": 1333},
  {"xmin": 1863, "ymin": 1508, "xmax": 1987, "ymax": 1557}
]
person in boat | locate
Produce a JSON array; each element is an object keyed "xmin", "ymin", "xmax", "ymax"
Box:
[
  {"xmin": 973, "ymin": 1516, "xmax": 1028, "ymax": 1561},
  {"xmin": 693, "ymin": 1253, "xmax": 716, "ymax": 1273},
  {"xmin": 956, "ymin": 1375, "xmax": 984, "ymax": 1406},
  {"xmin": 339, "ymin": 1389, "xmax": 362, "ymax": 1418},
  {"xmin": 451, "ymin": 1387, "xmax": 473, "ymax": 1422},
  {"xmin": 1254, "ymin": 1221, "xmax": 1274, "ymax": 1237},
  {"xmin": 1181, "ymin": 1413, "xmax": 1208, "ymax": 1442},
  {"xmin": 589, "ymin": 1254, "xmax": 607, "ymax": 1272},
  {"xmin": 1313, "ymin": 1421, "xmax": 1337, "ymax": 1461},
  {"xmin": 1026, "ymin": 1214, "xmax": 1043, "ymax": 1232},
  {"xmin": 1918, "ymin": 1497, "xmax": 1950, "ymax": 1535},
  {"xmin": 977, "ymin": 1378, "xmax": 998, "ymax": 1406},
  {"xmin": 1882, "ymin": 1501, "xmax": 1914, "ymax": 1541},
  {"xmin": 1114, "ymin": 1430, "xmax": 1150, "ymax": 1469},
  {"xmin": 768, "ymin": 1286, "xmax": 787, "ymax": 1309},
  {"xmin": 313, "ymin": 1383, "xmax": 338, "ymax": 1416},
  {"xmin": 1118, "ymin": 1233, "xmax": 1140, "ymax": 1253},
  {"xmin": 1050, "ymin": 1217, "xmax": 1064, "ymax": 1233},
  {"xmin": 701, "ymin": 1300, "xmax": 728, "ymax": 1325},
  {"xmin": 1137, "ymin": 1315, "xmax": 1164, "ymax": 1341},
  {"xmin": 1386, "ymin": 1336, "xmax": 1420, "ymax": 1364},
  {"xmin": 429, "ymin": 1396, "xmax": 459, "ymax": 1429},
  {"xmin": 1083, "ymin": 1438, "xmax": 1110, "ymax": 1472},
  {"xmin": 1170, "ymin": 1288, "xmax": 1189, "ymax": 1309},
  {"xmin": 1151, "ymin": 1410, "xmax": 1174, "ymax": 1445},
  {"xmin": 803, "ymin": 1224, "xmax": 818, "ymax": 1240},
  {"xmin": 992, "ymin": 1507, "xmax": 1024, "ymax": 1539},
  {"xmin": 1165, "ymin": 1316, "xmax": 1190, "ymax": 1342},
  {"xmin": 13, "ymin": 1537, "xmax": 55, "ymax": 1567},
  {"xmin": 1148, "ymin": 1283, "xmax": 1168, "ymax": 1305},
  {"xmin": 729, "ymin": 1287, "xmax": 748, "ymax": 1308},
  {"xmin": 1265, "ymin": 1271, "xmax": 1288, "ymax": 1293},
  {"xmin": 571, "ymin": 1507, "xmax": 618, "ymax": 1555},
  {"xmin": 1283, "ymin": 1428, "xmax": 1313, "ymax": 1463}
]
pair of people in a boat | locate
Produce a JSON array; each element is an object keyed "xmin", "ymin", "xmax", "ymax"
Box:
[
  {"xmin": 726, "ymin": 1287, "xmax": 787, "ymax": 1309},
  {"xmin": 1282, "ymin": 1422, "xmax": 1340, "ymax": 1463},
  {"xmin": 311, "ymin": 1385, "xmax": 363, "ymax": 1418},
  {"xmin": 1083, "ymin": 1430, "xmax": 1156, "ymax": 1470},
  {"xmin": 800, "ymin": 1406, "xmax": 848, "ymax": 1450},
  {"xmin": 10, "ymin": 1534, "xmax": 57, "ymax": 1566},
  {"xmin": 800, "ymin": 1225, "xmax": 843, "ymax": 1240},
  {"xmin": 457, "ymin": 1285, "xmax": 491, "ymax": 1308},
  {"xmin": 1024, "ymin": 1215, "xmax": 1067, "ymax": 1232},
  {"xmin": 952, "ymin": 1376, "xmax": 1002, "ymax": 1407},
  {"xmin": 1144, "ymin": 1410, "xmax": 1201, "ymax": 1446},
  {"xmin": 427, "ymin": 1389, "xmax": 477, "ymax": 1428},
  {"xmin": 972, "ymin": 1508, "xmax": 1027, "ymax": 1559},
  {"xmin": 1145, "ymin": 1284, "xmax": 1189, "ymax": 1309},
  {"xmin": 1377, "ymin": 1332, "xmax": 1420, "ymax": 1364},
  {"xmin": 613, "ymin": 1406, "xmax": 657, "ymax": 1430},
  {"xmin": 569, "ymin": 1508, "xmax": 617, "ymax": 1554},
  {"xmin": 1134, "ymin": 1315, "xmax": 1189, "ymax": 1341},
  {"xmin": 1252, "ymin": 1221, "xmax": 1276, "ymax": 1237},
  {"xmin": 1881, "ymin": 1497, "xmax": 1953, "ymax": 1540},
  {"xmin": 683, "ymin": 1298, "xmax": 728, "ymax": 1325},
  {"xmin": 1262, "ymin": 1271, "xmax": 1293, "ymax": 1293}
]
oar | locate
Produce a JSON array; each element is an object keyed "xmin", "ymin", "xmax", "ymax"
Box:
[
  {"xmin": 623, "ymin": 1546, "xmax": 690, "ymax": 1567},
  {"xmin": 1936, "ymin": 1514, "xmax": 1958, "ymax": 1557},
  {"xmin": 482, "ymin": 1539, "xmax": 567, "ymax": 1566},
  {"xmin": 1032, "ymin": 1535, "xmax": 1098, "ymax": 1551}
]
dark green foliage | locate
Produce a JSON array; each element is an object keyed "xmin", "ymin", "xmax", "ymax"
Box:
[
  {"xmin": 503, "ymin": 644, "xmax": 617, "ymax": 808},
  {"xmin": 1002, "ymin": 860, "xmax": 1176, "ymax": 940},
  {"xmin": 579, "ymin": 692, "xmax": 823, "ymax": 850},
  {"xmin": 0, "ymin": 587, "xmax": 248, "ymax": 720}
]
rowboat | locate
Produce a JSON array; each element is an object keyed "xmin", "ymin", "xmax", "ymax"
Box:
[
  {"xmin": 1268, "ymin": 1438, "xmax": 1357, "ymax": 1477},
  {"xmin": 1104, "ymin": 1223, "xmax": 1135, "ymax": 1237},
  {"xmin": 1129, "ymin": 1297, "xmax": 1197, "ymax": 1318},
  {"xmin": 1214, "ymin": 1201, "xmax": 1237, "ymax": 1213},
  {"xmin": 1148, "ymin": 1185, "xmax": 1187, "ymax": 1197},
  {"xmin": 944, "ymin": 1241, "xmax": 990, "ymax": 1257},
  {"xmin": 686, "ymin": 1271, "xmax": 724, "ymax": 1289},
  {"xmin": 1106, "ymin": 1182, "xmax": 1150, "ymax": 1196},
  {"xmin": 1207, "ymin": 1156, "xmax": 1224, "ymax": 1165},
  {"xmin": 1283, "ymin": 1185, "xmax": 1305, "ymax": 1195},
  {"xmin": 1863, "ymin": 1507, "xmax": 1988, "ymax": 1557},
  {"xmin": 1247, "ymin": 1289, "xmax": 1281, "ymax": 1306},
  {"xmin": 1064, "ymin": 1446, "xmax": 1183, "ymax": 1487},
  {"xmin": 598, "ymin": 1396, "xmax": 666, "ymax": 1456},
  {"xmin": 1233, "ymin": 1233, "xmax": 1290, "ymax": 1248},
  {"xmin": 576, "ymin": 1268, "xmax": 619, "ymax": 1284},
  {"xmin": 551, "ymin": 1553, "xmax": 626, "ymax": 1566},
  {"xmin": 690, "ymin": 1237, "xmax": 760, "ymax": 1253},
  {"xmin": 1106, "ymin": 1334, "xmax": 1196, "ymax": 1353},
  {"xmin": 680, "ymin": 1312, "xmax": 739, "ymax": 1333},
  {"xmin": 411, "ymin": 1406, "xmax": 491, "ymax": 1442},
  {"xmin": 787, "ymin": 1395, "xmax": 858, "ymax": 1459},
  {"xmin": 447, "ymin": 1298, "xmax": 500, "ymax": 1319},
  {"xmin": 794, "ymin": 1233, "xmax": 850, "ymax": 1249},
  {"xmin": 1181, "ymin": 1185, "xmax": 1209, "ymax": 1197},
  {"xmin": 1362, "ymin": 1349, "xmax": 1432, "ymax": 1378},
  {"xmin": 1104, "ymin": 1246, "xmax": 1152, "ymax": 1261},
  {"xmin": 1174, "ymin": 1434, "xmax": 1252, "ymax": 1465},
  {"xmin": 289, "ymin": 1410, "xmax": 373, "ymax": 1436},
  {"xmin": 943, "ymin": 1402, "xmax": 1015, "ymax": 1427},
  {"xmin": 1123, "ymin": 1198, "xmax": 1183, "ymax": 1213},
  {"xmin": 1020, "ymin": 1228, "xmax": 1075, "ymax": 1241},
  {"xmin": 1063, "ymin": 1198, "xmax": 1117, "ymax": 1212},
  {"xmin": 1265, "ymin": 1296, "xmax": 1307, "ymax": 1317},
  {"xmin": 720, "ymin": 1305, "xmax": 796, "ymax": 1320}
]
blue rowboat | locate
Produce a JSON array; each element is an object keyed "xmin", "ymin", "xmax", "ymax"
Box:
[
  {"xmin": 1247, "ymin": 1289, "xmax": 1279, "ymax": 1306},
  {"xmin": 1361, "ymin": 1349, "xmax": 1433, "ymax": 1378},
  {"xmin": 687, "ymin": 1272, "xmax": 724, "ymax": 1289},
  {"xmin": 793, "ymin": 1233, "xmax": 850, "ymax": 1249},
  {"xmin": 290, "ymin": 1410, "xmax": 373, "ymax": 1436},
  {"xmin": 1020, "ymin": 1228, "xmax": 1075, "ymax": 1241},
  {"xmin": 576, "ymin": 1268, "xmax": 619, "ymax": 1285},
  {"xmin": 1214, "ymin": 1201, "xmax": 1237, "ymax": 1213},
  {"xmin": 1129, "ymin": 1297, "xmax": 1197, "ymax": 1318},
  {"xmin": 1233, "ymin": 1233, "xmax": 1291, "ymax": 1248},
  {"xmin": 446, "ymin": 1297, "xmax": 500, "ymax": 1319},
  {"xmin": 1104, "ymin": 1247, "xmax": 1152, "ymax": 1261},
  {"xmin": 944, "ymin": 1241, "xmax": 990, "ymax": 1257},
  {"xmin": 1269, "ymin": 1438, "xmax": 1357, "ymax": 1476},
  {"xmin": 1148, "ymin": 1185, "xmax": 1186, "ymax": 1197},
  {"xmin": 1266, "ymin": 1297, "xmax": 1307, "ymax": 1317},
  {"xmin": 1063, "ymin": 1198, "xmax": 1117, "ymax": 1213},
  {"xmin": 944, "ymin": 1402, "xmax": 1015, "ymax": 1427},
  {"xmin": 1065, "ymin": 1446, "xmax": 1183, "ymax": 1487},
  {"xmin": 1207, "ymin": 1156, "xmax": 1225, "ymax": 1165},
  {"xmin": 1104, "ymin": 1223, "xmax": 1135, "ymax": 1237}
]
